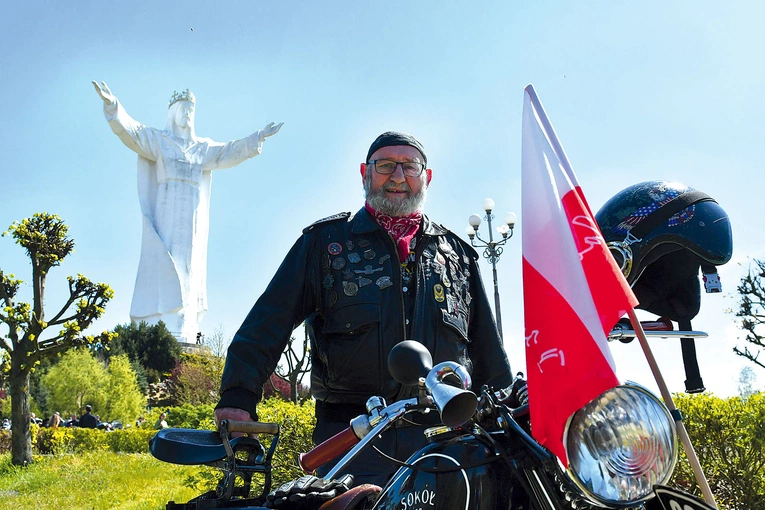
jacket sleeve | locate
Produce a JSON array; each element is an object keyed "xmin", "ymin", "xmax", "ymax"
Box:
[
  {"xmin": 217, "ymin": 233, "xmax": 319, "ymax": 418},
  {"xmin": 465, "ymin": 258, "xmax": 514, "ymax": 392}
]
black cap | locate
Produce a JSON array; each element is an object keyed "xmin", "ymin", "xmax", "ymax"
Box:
[{"xmin": 366, "ymin": 131, "xmax": 427, "ymax": 166}]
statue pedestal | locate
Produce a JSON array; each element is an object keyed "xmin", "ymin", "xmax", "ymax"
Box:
[{"xmin": 178, "ymin": 342, "xmax": 210, "ymax": 355}]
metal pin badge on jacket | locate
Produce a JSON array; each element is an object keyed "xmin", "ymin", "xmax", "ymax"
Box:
[
  {"xmin": 331, "ymin": 257, "xmax": 346, "ymax": 270},
  {"xmin": 322, "ymin": 275, "xmax": 334, "ymax": 289},
  {"xmin": 346, "ymin": 239, "xmax": 354, "ymax": 251},
  {"xmin": 434, "ymin": 283, "xmax": 445, "ymax": 302},
  {"xmin": 328, "ymin": 242, "xmax": 343, "ymax": 255},
  {"xmin": 363, "ymin": 249, "xmax": 376, "ymax": 260},
  {"xmin": 348, "ymin": 252, "xmax": 361, "ymax": 264},
  {"xmin": 376, "ymin": 276, "xmax": 392, "ymax": 290},
  {"xmin": 358, "ymin": 239, "xmax": 371, "ymax": 248},
  {"xmin": 355, "ymin": 265, "xmax": 383, "ymax": 275},
  {"xmin": 342, "ymin": 281, "xmax": 358, "ymax": 296}
]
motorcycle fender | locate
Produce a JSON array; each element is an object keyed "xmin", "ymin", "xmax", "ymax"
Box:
[{"xmin": 649, "ymin": 485, "xmax": 717, "ymax": 510}]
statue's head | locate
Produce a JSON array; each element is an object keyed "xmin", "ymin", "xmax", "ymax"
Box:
[
  {"xmin": 172, "ymin": 101, "xmax": 195, "ymax": 129},
  {"xmin": 166, "ymin": 89, "xmax": 197, "ymax": 138}
]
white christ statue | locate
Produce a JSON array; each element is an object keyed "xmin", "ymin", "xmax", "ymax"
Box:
[{"xmin": 93, "ymin": 81, "xmax": 283, "ymax": 343}]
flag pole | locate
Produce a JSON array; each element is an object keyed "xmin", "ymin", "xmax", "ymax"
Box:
[
  {"xmin": 525, "ymin": 85, "xmax": 574, "ymax": 172},
  {"xmin": 627, "ymin": 308, "xmax": 718, "ymax": 508}
]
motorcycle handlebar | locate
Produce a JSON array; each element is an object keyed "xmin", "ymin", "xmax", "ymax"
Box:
[
  {"xmin": 299, "ymin": 426, "xmax": 360, "ymax": 473},
  {"xmin": 224, "ymin": 420, "xmax": 280, "ymax": 435}
]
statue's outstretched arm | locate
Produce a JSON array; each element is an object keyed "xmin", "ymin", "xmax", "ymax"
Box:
[
  {"xmin": 93, "ymin": 81, "xmax": 158, "ymax": 161},
  {"xmin": 203, "ymin": 121, "xmax": 284, "ymax": 170},
  {"xmin": 92, "ymin": 80, "xmax": 117, "ymax": 107},
  {"xmin": 258, "ymin": 121, "xmax": 284, "ymax": 142}
]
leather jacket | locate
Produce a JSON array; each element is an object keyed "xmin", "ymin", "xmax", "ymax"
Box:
[{"xmin": 218, "ymin": 207, "xmax": 513, "ymax": 420}]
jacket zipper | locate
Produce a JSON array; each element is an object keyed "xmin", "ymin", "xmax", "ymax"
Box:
[{"xmin": 381, "ymin": 230, "xmax": 408, "ymax": 341}]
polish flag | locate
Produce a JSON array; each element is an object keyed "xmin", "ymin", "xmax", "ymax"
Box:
[{"xmin": 520, "ymin": 85, "xmax": 638, "ymax": 467}]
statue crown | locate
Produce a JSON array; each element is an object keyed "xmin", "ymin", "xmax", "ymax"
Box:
[{"xmin": 168, "ymin": 89, "xmax": 196, "ymax": 108}]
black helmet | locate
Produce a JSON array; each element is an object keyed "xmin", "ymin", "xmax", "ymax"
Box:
[{"xmin": 595, "ymin": 181, "xmax": 732, "ymax": 322}]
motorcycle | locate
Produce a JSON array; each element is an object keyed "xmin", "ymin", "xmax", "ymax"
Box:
[{"xmin": 150, "ymin": 338, "xmax": 716, "ymax": 510}]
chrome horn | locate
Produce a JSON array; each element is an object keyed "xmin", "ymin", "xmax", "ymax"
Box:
[{"xmin": 425, "ymin": 362, "xmax": 478, "ymax": 428}]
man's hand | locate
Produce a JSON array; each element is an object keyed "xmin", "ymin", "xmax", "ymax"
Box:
[
  {"xmin": 92, "ymin": 81, "xmax": 116, "ymax": 107},
  {"xmin": 509, "ymin": 374, "xmax": 529, "ymax": 407},
  {"xmin": 259, "ymin": 121, "xmax": 284, "ymax": 141},
  {"xmin": 499, "ymin": 374, "xmax": 528, "ymax": 408},
  {"xmin": 214, "ymin": 407, "xmax": 255, "ymax": 438}
]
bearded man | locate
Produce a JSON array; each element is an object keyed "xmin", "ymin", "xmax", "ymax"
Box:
[{"xmin": 215, "ymin": 132, "xmax": 513, "ymax": 487}]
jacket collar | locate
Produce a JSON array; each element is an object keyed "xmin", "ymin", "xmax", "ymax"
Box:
[{"xmin": 350, "ymin": 206, "xmax": 447, "ymax": 236}]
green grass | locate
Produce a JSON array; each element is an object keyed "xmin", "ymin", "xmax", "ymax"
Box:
[{"xmin": 0, "ymin": 452, "xmax": 202, "ymax": 509}]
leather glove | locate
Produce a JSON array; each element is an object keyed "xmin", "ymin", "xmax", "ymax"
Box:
[
  {"xmin": 502, "ymin": 374, "xmax": 528, "ymax": 408},
  {"xmin": 264, "ymin": 474, "xmax": 354, "ymax": 509}
]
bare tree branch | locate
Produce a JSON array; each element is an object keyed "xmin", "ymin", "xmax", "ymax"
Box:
[{"xmin": 735, "ymin": 258, "xmax": 765, "ymax": 371}]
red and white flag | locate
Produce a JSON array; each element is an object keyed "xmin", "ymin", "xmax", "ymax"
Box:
[{"xmin": 521, "ymin": 85, "xmax": 638, "ymax": 467}]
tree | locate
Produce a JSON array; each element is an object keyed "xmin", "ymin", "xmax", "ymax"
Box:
[
  {"xmin": 43, "ymin": 350, "xmax": 145, "ymax": 423},
  {"xmin": 0, "ymin": 213, "xmax": 113, "ymax": 465},
  {"xmin": 271, "ymin": 327, "xmax": 311, "ymax": 404},
  {"xmin": 167, "ymin": 353, "xmax": 221, "ymax": 406},
  {"xmin": 204, "ymin": 323, "xmax": 229, "ymax": 359},
  {"xmin": 103, "ymin": 354, "xmax": 146, "ymax": 422},
  {"xmin": 202, "ymin": 323, "xmax": 227, "ymax": 381},
  {"xmin": 263, "ymin": 372, "xmax": 294, "ymax": 401},
  {"xmin": 738, "ymin": 366, "xmax": 758, "ymax": 398},
  {"xmin": 42, "ymin": 348, "xmax": 106, "ymax": 416},
  {"xmin": 734, "ymin": 258, "xmax": 765, "ymax": 371},
  {"xmin": 108, "ymin": 321, "xmax": 181, "ymax": 382}
]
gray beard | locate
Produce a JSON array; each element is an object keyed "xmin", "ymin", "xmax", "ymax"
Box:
[{"xmin": 364, "ymin": 172, "xmax": 428, "ymax": 217}]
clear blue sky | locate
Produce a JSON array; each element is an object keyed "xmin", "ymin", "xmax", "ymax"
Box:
[{"xmin": 1, "ymin": 1, "xmax": 762, "ymax": 397}]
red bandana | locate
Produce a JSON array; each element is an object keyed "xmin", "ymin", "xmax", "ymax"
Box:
[{"xmin": 365, "ymin": 203, "xmax": 422, "ymax": 261}]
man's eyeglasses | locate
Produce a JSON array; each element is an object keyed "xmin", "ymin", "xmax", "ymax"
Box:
[{"xmin": 369, "ymin": 159, "xmax": 426, "ymax": 177}]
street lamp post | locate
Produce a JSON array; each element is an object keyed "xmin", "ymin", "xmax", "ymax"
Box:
[{"xmin": 465, "ymin": 198, "xmax": 517, "ymax": 340}]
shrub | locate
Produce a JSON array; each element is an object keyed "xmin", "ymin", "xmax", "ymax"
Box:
[
  {"xmin": 106, "ymin": 428, "xmax": 157, "ymax": 453},
  {"xmin": 34, "ymin": 427, "xmax": 156, "ymax": 454},
  {"xmin": 672, "ymin": 391, "xmax": 765, "ymax": 509},
  {"xmin": 0, "ymin": 430, "xmax": 10, "ymax": 453},
  {"xmin": 35, "ymin": 428, "xmax": 73, "ymax": 455},
  {"xmin": 258, "ymin": 397, "xmax": 316, "ymax": 487}
]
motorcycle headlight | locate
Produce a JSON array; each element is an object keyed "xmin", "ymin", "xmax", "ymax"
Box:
[{"xmin": 564, "ymin": 383, "xmax": 677, "ymax": 506}]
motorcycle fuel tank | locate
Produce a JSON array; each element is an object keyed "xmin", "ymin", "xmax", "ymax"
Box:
[{"xmin": 372, "ymin": 432, "xmax": 511, "ymax": 510}]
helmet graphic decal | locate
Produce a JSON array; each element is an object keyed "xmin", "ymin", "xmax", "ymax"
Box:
[{"xmin": 613, "ymin": 184, "xmax": 693, "ymax": 235}]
